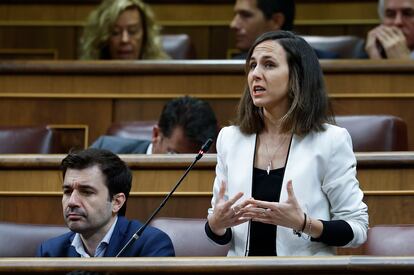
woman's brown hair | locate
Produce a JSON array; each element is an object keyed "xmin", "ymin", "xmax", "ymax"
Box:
[{"xmin": 236, "ymin": 30, "xmax": 333, "ymax": 136}]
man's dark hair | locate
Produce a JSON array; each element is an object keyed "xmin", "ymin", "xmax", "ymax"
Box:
[
  {"xmin": 158, "ymin": 96, "xmax": 218, "ymax": 147},
  {"xmin": 257, "ymin": 0, "xmax": 295, "ymax": 31},
  {"xmin": 61, "ymin": 148, "xmax": 132, "ymax": 216}
]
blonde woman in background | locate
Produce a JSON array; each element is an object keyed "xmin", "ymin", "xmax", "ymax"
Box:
[{"xmin": 80, "ymin": 0, "xmax": 169, "ymax": 60}]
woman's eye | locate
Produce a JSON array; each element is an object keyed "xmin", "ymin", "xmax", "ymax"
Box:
[
  {"xmin": 249, "ymin": 62, "xmax": 256, "ymax": 70},
  {"xmin": 111, "ymin": 30, "xmax": 121, "ymax": 36},
  {"xmin": 128, "ymin": 28, "xmax": 138, "ymax": 36}
]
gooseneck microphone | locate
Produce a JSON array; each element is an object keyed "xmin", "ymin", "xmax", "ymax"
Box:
[{"xmin": 116, "ymin": 138, "xmax": 213, "ymax": 257}]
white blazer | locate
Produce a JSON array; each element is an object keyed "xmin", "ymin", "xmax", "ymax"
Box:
[{"xmin": 210, "ymin": 124, "xmax": 368, "ymax": 256}]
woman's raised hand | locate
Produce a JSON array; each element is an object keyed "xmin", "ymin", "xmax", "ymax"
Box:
[
  {"xmin": 240, "ymin": 180, "xmax": 305, "ymax": 231},
  {"xmin": 207, "ymin": 181, "xmax": 247, "ymax": 236}
]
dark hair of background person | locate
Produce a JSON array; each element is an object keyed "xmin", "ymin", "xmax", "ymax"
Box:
[
  {"xmin": 236, "ymin": 30, "xmax": 334, "ymax": 136},
  {"xmin": 61, "ymin": 148, "xmax": 132, "ymax": 216},
  {"xmin": 158, "ymin": 96, "xmax": 219, "ymax": 147},
  {"xmin": 257, "ymin": 0, "xmax": 295, "ymax": 31}
]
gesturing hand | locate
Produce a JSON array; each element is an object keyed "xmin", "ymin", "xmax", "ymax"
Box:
[
  {"xmin": 240, "ymin": 180, "xmax": 304, "ymax": 231},
  {"xmin": 207, "ymin": 181, "xmax": 247, "ymax": 236}
]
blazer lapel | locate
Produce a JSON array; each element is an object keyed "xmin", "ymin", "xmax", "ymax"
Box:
[
  {"xmin": 67, "ymin": 234, "xmax": 80, "ymax": 257},
  {"xmin": 279, "ymin": 134, "xmax": 297, "ymax": 202},
  {"xmin": 104, "ymin": 216, "xmax": 129, "ymax": 257},
  {"xmin": 229, "ymin": 132, "xmax": 256, "ymax": 199},
  {"xmin": 245, "ymin": 133, "xmax": 257, "ymax": 197}
]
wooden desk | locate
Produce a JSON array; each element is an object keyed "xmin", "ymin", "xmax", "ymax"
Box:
[
  {"xmin": 0, "ymin": 153, "xmax": 413, "ymax": 225},
  {"xmin": 0, "ymin": 256, "xmax": 413, "ymax": 274},
  {"xmin": 1, "ymin": 60, "xmax": 414, "ymax": 148}
]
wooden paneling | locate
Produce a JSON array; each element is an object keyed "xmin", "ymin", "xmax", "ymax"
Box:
[
  {"xmin": 0, "ymin": 192, "xmax": 412, "ymax": 230},
  {"xmin": 48, "ymin": 124, "xmax": 89, "ymax": 151},
  {"xmin": 364, "ymin": 192, "xmax": 414, "ymax": 225},
  {"xmin": 0, "ymin": 26, "xmax": 79, "ymax": 60},
  {"xmin": 1, "ymin": 256, "xmax": 413, "ymax": 275},
  {"xmin": 358, "ymin": 168, "xmax": 414, "ymax": 191},
  {"xmin": 0, "ymin": 1, "xmax": 379, "ymax": 24},
  {"xmin": 0, "ymin": 48, "xmax": 58, "ymax": 60},
  {"xmin": 0, "ymin": 97, "xmax": 112, "ymax": 145},
  {"xmin": 0, "ymin": 155, "xmax": 216, "ymax": 193},
  {"xmin": 0, "ymin": 60, "xmax": 413, "ymax": 147},
  {"xmin": 0, "ymin": 153, "xmax": 413, "ymax": 226},
  {"xmin": 1, "ymin": 153, "xmax": 414, "ymax": 193},
  {"xmin": 0, "ymin": 194, "xmax": 210, "ymax": 224},
  {"xmin": 0, "ymin": 1, "xmax": 379, "ymax": 27}
]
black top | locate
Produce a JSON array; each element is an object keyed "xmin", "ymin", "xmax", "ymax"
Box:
[{"xmin": 248, "ymin": 167, "xmax": 284, "ymax": 256}]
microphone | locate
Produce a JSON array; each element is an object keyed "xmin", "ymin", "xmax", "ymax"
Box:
[{"xmin": 116, "ymin": 138, "xmax": 213, "ymax": 257}]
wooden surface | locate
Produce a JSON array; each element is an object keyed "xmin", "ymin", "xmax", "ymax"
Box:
[
  {"xmin": 2, "ymin": 152, "xmax": 414, "ymax": 192},
  {"xmin": 0, "ymin": 153, "xmax": 413, "ymax": 226},
  {"xmin": 1, "ymin": 191, "xmax": 413, "ymax": 228},
  {"xmin": 1, "ymin": 60, "xmax": 414, "ymax": 148},
  {"xmin": 0, "ymin": 0, "xmax": 378, "ymax": 59},
  {"xmin": 0, "ymin": 256, "xmax": 414, "ymax": 274}
]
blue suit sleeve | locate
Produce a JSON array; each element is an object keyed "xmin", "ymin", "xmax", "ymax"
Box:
[
  {"xmin": 90, "ymin": 136, "xmax": 105, "ymax": 149},
  {"xmin": 36, "ymin": 243, "xmax": 45, "ymax": 257},
  {"xmin": 138, "ymin": 228, "xmax": 175, "ymax": 256}
]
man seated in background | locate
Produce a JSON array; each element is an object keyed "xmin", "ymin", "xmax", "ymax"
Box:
[
  {"xmin": 91, "ymin": 96, "xmax": 218, "ymax": 154},
  {"xmin": 37, "ymin": 148, "xmax": 174, "ymax": 257},
  {"xmin": 229, "ymin": 0, "xmax": 338, "ymax": 59},
  {"xmin": 80, "ymin": 0, "xmax": 169, "ymax": 60},
  {"xmin": 365, "ymin": 0, "xmax": 414, "ymax": 59}
]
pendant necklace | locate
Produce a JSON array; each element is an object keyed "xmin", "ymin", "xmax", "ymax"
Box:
[{"xmin": 263, "ymin": 134, "xmax": 287, "ymax": 175}]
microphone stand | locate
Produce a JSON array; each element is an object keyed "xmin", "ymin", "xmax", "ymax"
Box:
[{"xmin": 116, "ymin": 138, "xmax": 213, "ymax": 257}]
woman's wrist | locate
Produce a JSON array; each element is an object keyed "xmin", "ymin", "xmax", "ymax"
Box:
[
  {"xmin": 207, "ymin": 217, "xmax": 226, "ymax": 236},
  {"xmin": 304, "ymin": 217, "xmax": 323, "ymax": 238},
  {"xmin": 293, "ymin": 214, "xmax": 323, "ymax": 239},
  {"xmin": 293, "ymin": 212, "xmax": 307, "ymax": 237}
]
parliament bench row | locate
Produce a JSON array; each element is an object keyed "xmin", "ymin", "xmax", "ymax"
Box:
[
  {"xmin": 0, "ymin": 116, "xmax": 408, "ymax": 153},
  {"xmin": 1, "ymin": 60, "xmax": 414, "ymax": 149},
  {"xmin": 0, "ymin": 0, "xmax": 379, "ymax": 59},
  {"xmin": 1, "ymin": 153, "xmax": 413, "ymax": 226},
  {"xmin": 0, "ymin": 219, "xmax": 413, "ymax": 257},
  {"xmin": 1, "ymin": 191, "xmax": 412, "ymax": 230}
]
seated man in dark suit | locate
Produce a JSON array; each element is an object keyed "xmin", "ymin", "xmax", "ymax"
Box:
[
  {"xmin": 37, "ymin": 148, "xmax": 174, "ymax": 257},
  {"xmin": 91, "ymin": 96, "xmax": 218, "ymax": 154},
  {"xmin": 230, "ymin": 0, "xmax": 338, "ymax": 59}
]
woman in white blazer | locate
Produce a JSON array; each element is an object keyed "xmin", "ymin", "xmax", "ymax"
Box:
[{"xmin": 205, "ymin": 31, "xmax": 368, "ymax": 256}]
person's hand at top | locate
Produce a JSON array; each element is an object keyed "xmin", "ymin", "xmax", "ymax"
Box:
[
  {"xmin": 366, "ymin": 25, "xmax": 410, "ymax": 59},
  {"xmin": 207, "ymin": 181, "xmax": 247, "ymax": 236}
]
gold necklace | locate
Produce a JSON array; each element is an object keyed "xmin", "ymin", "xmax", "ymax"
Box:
[{"xmin": 262, "ymin": 134, "xmax": 288, "ymax": 175}]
